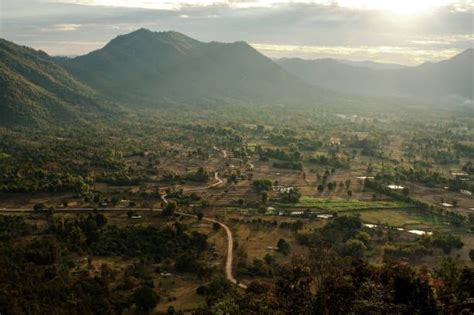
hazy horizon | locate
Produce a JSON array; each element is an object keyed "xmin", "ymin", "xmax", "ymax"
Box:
[{"xmin": 1, "ymin": 0, "xmax": 472, "ymax": 65}]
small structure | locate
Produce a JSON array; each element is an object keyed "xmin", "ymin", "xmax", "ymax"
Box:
[
  {"xmin": 266, "ymin": 207, "xmax": 276, "ymax": 215},
  {"xmin": 357, "ymin": 176, "xmax": 374, "ymax": 180},
  {"xmin": 407, "ymin": 230, "xmax": 432, "ymax": 236},
  {"xmin": 160, "ymin": 272, "xmax": 172, "ymax": 277},
  {"xmin": 387, "ymin": 185, "xmax": 404, "ymax": 190},
  {"xmin": 131, "ymin": 215, "xmax": 142, "ymax": 219},
  {"xmin": 330, "ymin": 137, "xmax": 341, "ymax": 145},
  {"xmin": 441, "ymin": 203, "xmax": 453, "ymax": 208},
  {"xmin": 317, "ymin": 214, "xmax": 333, "ymax": 219},
  {"xmin": 452, "ymin": 172, "xmax": 468, "ymax": 177},
  {"xmin": 460, "ymin": 189, "xmax": 472, "ymax": 196},
  {"xmin": 273, "ymin": 186, "xmax": 294, "ymax": 193},
  {"xmin": 363, "ymin": 223, "xmax": 377, "ymax": 229},
  {"xmin": 290, "ymin": 211, "xmax": 304, "ymax": 216}
]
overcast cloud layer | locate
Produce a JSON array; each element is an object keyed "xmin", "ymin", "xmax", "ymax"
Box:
[{"xmin": 1, "ymin": 0, "xmax": 472, "ymax": 64}]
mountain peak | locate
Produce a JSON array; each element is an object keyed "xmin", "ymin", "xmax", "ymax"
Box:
[
  {"xmin": 103, "ymin": 29, "xmax": 201, "ymax": 53},
  {"xmin": 454, "ymin": 48, "xmax": 473, "ymax": 59}
]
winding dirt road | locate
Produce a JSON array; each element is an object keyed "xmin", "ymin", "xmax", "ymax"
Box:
[
  {"xmin": 176, "ymin": 211, "xmax": 247, "ymax": 289},
  {"xmin": 184, "ymin": 172, "xmax": 224, "ymax": 192}
]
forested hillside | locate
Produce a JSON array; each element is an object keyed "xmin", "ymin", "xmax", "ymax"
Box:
[
  {"xmin": 62, "ymin": 29, "xmax": 328, "ymax": 106},
  {"xmin": 0, "ymin": 39, "xmax": 112, "ymax": 126}
]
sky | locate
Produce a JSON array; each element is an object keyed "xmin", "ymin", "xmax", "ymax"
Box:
[{"xmin": 1, "ymin": 0, "xmax": 472, "ymax": 65}]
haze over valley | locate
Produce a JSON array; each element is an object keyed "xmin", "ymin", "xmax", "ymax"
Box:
[{"xmin": 0, "ymin": 1, "xmax": 473, "ymax": 314}]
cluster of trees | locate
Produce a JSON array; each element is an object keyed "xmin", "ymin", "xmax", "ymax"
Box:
[
  {"xmin": 425, "ymin": 232, "xmax": 464, "ymax": 254},
  {"xmin": 268, "ymin": 133, "xmax": 322, "ymax": 151},
  {"xmin": 252, "ymin": 179, "xmax": 272, "ymax": 193},
  {"xmin": 272, "ymin": 161, "xmax": 303, "ymax": 170},
  {"xmin": 0, "ymin": 215, "xmax": 120, "ymax": 314},
  {"xmin": 51, "ymin": 212, "xmax": 209, "ymax": 263},
  {"xmin": 307, "ymin": 154, "xmax": 348, "ymax": 168},
  {"xmin": 279, "ymin": 187, "xmax": 302, "ymax": 203},
  {"xmin": 198, "ymin": 255, "xmax": 474, "ymax": 314},
  {"xmin": 349, "ymin": 136, "xmax": 385, "ymax": 158},
  {"xmin": 0, "ymin": 213, "xmax": 216, "ymax": 314},
  {"xmin": 0, "ymin": 169, "xmax": 92, "ymax": 193},
  {"xmin": 185, "ymin": 167, "xmax": 210, "ymax": 182},
  {"xmin": 256, "ymin": 146, "xmax": 301, "ymax": 162}
]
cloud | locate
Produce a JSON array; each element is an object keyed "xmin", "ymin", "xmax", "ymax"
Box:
[
  {"xmin": 251, "ymin": 43, "xmax": 462, "ymax": 64},
  {"xmin": 46, "ymin": 0, "xmax": 473, "ymax": 12},
  {"xmin": 46, "ymin": 23, "xmax": 82, "ymax": 31},
  {"xmin": 1, "ymin": 0, "xmax": 472, "ymax": 64}
]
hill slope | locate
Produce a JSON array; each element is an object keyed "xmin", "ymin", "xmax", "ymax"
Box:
[
  {"xmin": 0, "ymin": 39, "xmax": 110, "ymax": 126},
  {"xmin": 63, "ymin": 29, "xmax": 325, "ymax": 106},
  {"xmin": 277, "ymin": 50, "xmax": 473, "ymax": 101}
]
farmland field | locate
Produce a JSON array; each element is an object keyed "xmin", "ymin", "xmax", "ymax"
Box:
[{"xmin": 276, "ymin": 197, "xmax": 413, "ymax": 211}]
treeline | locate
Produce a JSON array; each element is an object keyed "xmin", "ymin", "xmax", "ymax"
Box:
[
  {"xmin": 0, "ymin": 170, "xmax": 91, "ymax": 193},
  {"xmin": 268, "ymin": 133, "xmax": 322, "ymax": 150},
  {"xmin": 307, "ymin": 154, "xmax": 348, "ymax": 168},
  {"xmin": 51, "ymin": 212, "xmax": 209, "ymax": 262},
  {"xmin": 196, "ymin": 255, "xmax": 473, "ymax": 314},
  {"xmin": 256, "ymin": 146, "xmax": 301, "ymax": 162}
]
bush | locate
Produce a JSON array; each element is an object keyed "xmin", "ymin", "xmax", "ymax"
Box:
[
  {"xmin": 277, "ymin": 238, "xmax": 290, "ymax": 255},
  {"xmin": 130, "ymin": 286, "xmax": 160, "ymax": 313}
]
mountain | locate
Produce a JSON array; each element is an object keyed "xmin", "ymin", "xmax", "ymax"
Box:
[
  {"xmin": 62, "ymin": 29, "xmax": 324, "ymax": 106},
  {"xmin": 0, "ymin": 39, "xmax": 111, "ymax": 126},
  {"xmin": 336, "ymin": 59, "xmax": 407, "ymax": 70},
  {"xmin": 277, "ymin": 49, "xmax": 473, "ymax": 101}
]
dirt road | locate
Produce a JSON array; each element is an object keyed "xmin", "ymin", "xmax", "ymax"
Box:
[{"xmin": 177, "ymin": 211, "xmax": 247, "ymax": 289}]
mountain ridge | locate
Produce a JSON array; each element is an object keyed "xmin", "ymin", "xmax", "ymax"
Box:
[
  {"xmin": 61, "ymin": 29, "xmax": 325, "ymax": 107},
  {"xmin": 277, "ymin": 49, "xmax": 473, "ymax": 101}
]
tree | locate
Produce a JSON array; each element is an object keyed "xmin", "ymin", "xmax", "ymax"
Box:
[
  {"xmin": 340, "ymin": 239, "xmax": 366, "ymax": 258},
  {"xmin": 111, "ymin": 196, "xmax": 120, "ymax": 206},
  {"xmin": 212, "ymin": 222, "xmax": 221, "ymax": 231},
  {"xmin": 197, "ymin": 212, "xmax": 203, "ymax": 220},
  {"xmin": 317, "ymin": 184, "xmax": 324, "ymax": 193},
  {"xmin": 130, "ymin": 286, "xmax": 160, "ymax": 313},
  {"xmin": 470, "ymin": 249, "xmax": 474, "ymax": 262},
  {"xmin": 280, "ymin": 187, "xmax": 301, "ymax": 203},
  {"xmin": 252, "ymin": 179, "xmax": 272, "ymax": 193},
  {"xmin": 162, "ymin": 201, "xmax": 176, "ymax": 217},
  {"xmin": 277, "ymin": 238, "xmax": 290, "ymax": 255},
  {"xmin": 261, "ymin": 191, "xmax": 268, "ymax": 204},
  {"xmin": 264, "ymin": 253, "xmax": 274, "ymax": 265},
  {"xmin": 95, "ymin": 213, "xmax": 107, "ymax": 228},
  {"xmin": 292, "ymin": 220, "xmax": 304, "ymax": 233},
  {"xmin": 327, "ymin": 182, "xmax": 335, "ymax": 191}
]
